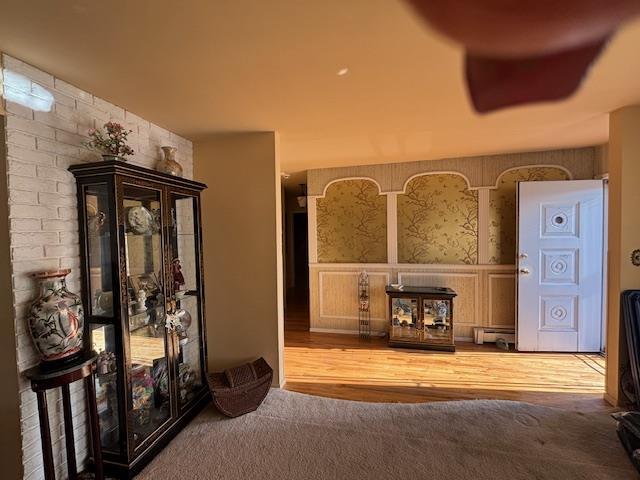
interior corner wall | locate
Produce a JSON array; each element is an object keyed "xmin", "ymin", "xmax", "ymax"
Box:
[
  {"xmin": 195, "ymin": 132, "xmax": 285, "ymax": 386},
  {"xmin": 606, "ymin": 106, "xmax": 640, "ymax": 406},
  {"xmin": 0, "ymin": 112, "xmax": 23, "ymax": 480}
]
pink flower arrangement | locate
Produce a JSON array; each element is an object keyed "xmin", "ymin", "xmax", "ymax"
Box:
[{"xmin": 86, "ymin": 122, "xmax": 135, "ymax": 158}]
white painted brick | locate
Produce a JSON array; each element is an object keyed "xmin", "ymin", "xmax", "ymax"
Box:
[
  {"xmin": 11, "ymin": 232, "xmax": 59, "ymax": 246},
  {"xmin": 93, "ymin": 97, "xmax": 125, "ymax": 119},
  {"xmin": 9, "ymin": 204, "xmax": 58, "ymax": 220},
  {"xmin": 36, "ymin": 138, "xmax": 81, "ymax": 158},
  {"xmin": 12, "ymin": 246, "xmax": 44, "ymax": 261},
  {"xmin": 125, "ymin": 110, "xmax": 150, "ymax": 129},
  {"xmin": 44, "ymin": 244, "xmax": 77, "ymax": 258},
  {"xmin": 51, "ymin": 90, "xmax": 76, "ymax": 108},
  {"xmin": 76, "ymin": 100, "xmax": 109, "ymax": 122},
  {"xmin": 7, "ymin": 144, "xmax": 55, "ymax": 165},
  {"xmin": 10, "ymin": 218, "xmax": 41, "ymax": 232},
  {"xmin": 3, "ymin": 56, "xmax": 55, "ymax": 88},
  {"xmin": 55, "ymin": 129, "xmax": 89, "ymax": 148},
  {"xmin": 56, "ymin": 182, "xmax": 76, "ymax": 195},
  {"xmin": 53, "ymin": 78, "xmax": 92, "ymax": 103},
  {"xmin": 13, "ymin": 274, "xmax": 35, "ymax": 291},
  {"xmin": 36, "ymin": 165, "xmax": 73, "ymax": 183},
  {"xmin": 8, "ymin": 160, "xmax": 37, "ymax": 177},
  {"xmin": 9, "ymin": 189, "xmax": 38, "ymax": 205},
  {"xmin": 59, "ymin": 256, "xmax": 80, "ymax": 269},
  {"xmin": 5, "ymin": 96, "xmax": 34, "ymax": 119},
  {"xmin": 12, "ymin": 252, "xmax": 56, "ymax": 274},
  {"xmin": 38, "ymin": 192, "xmax": 76, "ymax": 207},
  {"xmin": 5, "ymin": 115, "xmax": 55, "ymax": 139},
  {"xmin": 9, "ymin": 175, "xmax": 56, "ymax": 193},
  {"xmin": 41, "ymin": 219, "xmax": 76, "ymax": 232},
  {"xmin": 33, "ymin": 111, "xmax": 77, "ymax": 134},
  {"xmin": 2, "ymin": 68, "xmax": 32, "ymax": 91},
  {"xmin": 59, "ymin": 231, "xmax": 79, "ymax": 244},
  {"xmin": 58, "ymin": 207, "xmax": 77, "ymax": 220},
  {"xmin": 6, "ymin": 130, "xmax": 37, "ymax": 149}
]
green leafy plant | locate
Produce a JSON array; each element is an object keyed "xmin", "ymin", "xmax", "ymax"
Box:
[{"xmin": 86, "ymin": 121, "xmax": 135, "ymax": 158}]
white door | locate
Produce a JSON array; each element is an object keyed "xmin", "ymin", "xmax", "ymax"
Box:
[{"xmin": 517, "ymin": 180, "xmax": 604, "ymax": 352}]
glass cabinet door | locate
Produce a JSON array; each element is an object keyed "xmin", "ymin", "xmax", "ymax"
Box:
[
  {"xmin": 390, "ymin": 297, "xmax": 419, "ymax": 341},
  {"xmin": 121, "ymin": 183, "xmax": 171, "ymax": 449},
  {"xmin": 84, "ymin": 183, "xmax": 121, "ymax": 452},
  {"xmin": 169, "ymin": 192, "xmax": 204, "ymax": 409},
  {"xmin": 422, "ymin": 298, "xmax": 453, "ymax": 344}
]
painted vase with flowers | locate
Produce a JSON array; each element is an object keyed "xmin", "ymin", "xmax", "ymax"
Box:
[
  {"xmin": 86, "ymin": 121, "xmax": 135, "ymax": 161},
  {"xmin": 28, "ymin": 269, "xmax": 84, "ymax": 363}
]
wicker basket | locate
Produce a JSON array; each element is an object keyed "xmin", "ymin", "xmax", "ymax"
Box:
[{"xmin": 207, "ymin": 357, "xmax": 273, "ymax": 418}]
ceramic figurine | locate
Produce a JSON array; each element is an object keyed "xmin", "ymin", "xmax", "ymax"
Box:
[
  {"xmin": 28, "ymin": 269, "xmax": 84, "ymax": 363},
  {"xmin": 136, "ymin": 290, "xmax": 148, "ymax": 313},
  {"xmin": 172, "ymin": 258, "xmax": 185, "ymax": 292}
]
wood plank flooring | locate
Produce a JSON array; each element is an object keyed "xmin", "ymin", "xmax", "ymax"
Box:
[{"xmin": 284, "ymin": 330, "xmax": 610, "ymax": 412}]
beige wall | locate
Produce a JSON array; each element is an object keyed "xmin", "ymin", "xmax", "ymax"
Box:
[
  {"xmin": 195, "ymin": 132, "xmax": 285, "ymax": 386},
  {"xmin": 0, "ymin": 112, "xmax": 23, "ymax": 479},
  {"xmin": 606, "ymin": 106, "xmax": 640, "ymax": 406}
]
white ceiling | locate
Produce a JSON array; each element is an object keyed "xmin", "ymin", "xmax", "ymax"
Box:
[{"xmin": 1, "ymin": 0, "xmax": 639, "ymax": 174}]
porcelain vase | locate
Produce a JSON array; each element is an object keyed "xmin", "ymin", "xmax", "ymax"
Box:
[
  {"xmin": 157, "ymin": 146, "xmax": 183, "ymax": 177},
  {"xmin": 28, "ymin": 269, "xmax": 84, "ymax": 363}
]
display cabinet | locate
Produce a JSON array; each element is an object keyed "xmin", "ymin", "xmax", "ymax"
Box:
[
  {"xmin": 386, "ymin": 285, "xmax": 457, "ymax": 351},
  {"xmin": 70, "ymin": 160, "xmax": 208, "ymax": 478}
]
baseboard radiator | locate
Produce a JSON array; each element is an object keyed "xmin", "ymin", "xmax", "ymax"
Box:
[{"xmin": 473, "ymin": 327, "xmax": 515, "ymax": 345}]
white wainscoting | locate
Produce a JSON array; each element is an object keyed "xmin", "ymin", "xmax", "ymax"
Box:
[{"xmin": 309, "ymin": 263, "xmax": 516, "ymax": 340}]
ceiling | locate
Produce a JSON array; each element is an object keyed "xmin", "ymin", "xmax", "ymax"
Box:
[{"xmin": 1, "ymin": 0, "xmax": 639, "ymax": 175}]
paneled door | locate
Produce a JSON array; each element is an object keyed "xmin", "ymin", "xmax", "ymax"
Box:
[{"xmin": 517, "ymin": 180, "xmax": 604, "ymax": 352}]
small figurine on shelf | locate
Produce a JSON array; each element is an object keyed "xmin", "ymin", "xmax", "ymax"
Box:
[
  {"xmin": 135, "ymin": 290, "xmax": 147, "ymax": 313},
  {"xmin": 172, "ymin": 258, "xmax": 185, "ymax": 293}
]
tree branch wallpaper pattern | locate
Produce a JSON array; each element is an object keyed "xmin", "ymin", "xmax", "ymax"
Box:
[
  {"xmin": 316, "ymin": 180, "xmax": 387, "ymax": 263},
  {"xmin": 488, "ymin": 167, "xmax": 570, "ymax": 264},
  {"xmin": 397, "ymin": 174, "xmax": 478, "ymax": 264}
]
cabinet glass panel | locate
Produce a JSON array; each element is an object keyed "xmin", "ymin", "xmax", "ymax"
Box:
[
  {"xmin": 390, "ymin": 297, "xmax": 418, "ymax": 341},
  {"xmin": 90, "ymin": 324, "xmax": 120, "ymax": 452},
  {"xmin": 170, "ymin": 194, "xmax": 203, "ymax": 407},
  {"xmin": 84, "ymin": 184, "xmax": 113, "ymax": 317},
  {"xmin": 423, "ymin": 298, "xmax": 453, "ymax": 343},
  {"xmin": 122, "ymin": 184, "xmax": 170, "ymax": 448}
]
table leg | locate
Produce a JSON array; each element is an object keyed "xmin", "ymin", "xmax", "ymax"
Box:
[
  {"xmin": 84, "ymin": 375, "xmax": 104, "ymax": 480},
  {"xmin": 61, "ymin": 384, "xmax": 77, "ymax": 480},
  {"xmin": 36, "ymin": 391, "xmax": 55, "ymax": 480}
]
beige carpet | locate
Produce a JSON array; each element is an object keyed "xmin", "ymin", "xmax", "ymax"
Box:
[{"xmin": 138, "ymin": 389, "xmax": 636, "ymax": 480}]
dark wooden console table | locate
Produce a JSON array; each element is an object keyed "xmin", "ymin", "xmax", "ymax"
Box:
[
  {"xmin": 386, "ymin": 285, "xmax": 457, "ymax": 351},
  {"xmin": 24, "ymin": 352, "xmax": 104, "ymax": 480}
]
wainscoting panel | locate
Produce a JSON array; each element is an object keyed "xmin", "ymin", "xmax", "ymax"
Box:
[
  {"xmin": 488, "ymin": 273, "xmax": 517, "ymax": 328},
  {"xmin": 309, "ymin": 264, "xmax": 516, "ymax": 341}
]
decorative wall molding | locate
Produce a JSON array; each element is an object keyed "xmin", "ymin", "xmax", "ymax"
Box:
[
  {"xmin": 477, "ymin": 188, "xmax": 490, "ymax": 263},
  {"xmin": 307, "ymin": 196, "xmax": 318, "ymax": 263},
  {"xmin": 318, "ymin": 271, "xmax": 390, "ymax": 322},
  {"xmin": 307, "ymin": 147, "xmax": 597, "ymax": 196},
  {"xmin": 386, "ymin": 193, "xmax": 398, "ymax": 264}
]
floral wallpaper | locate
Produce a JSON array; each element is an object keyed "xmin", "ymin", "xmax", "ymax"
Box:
[
  {"xmin": 316, "ymin": 180, "xmax": 387, "ymax": 263},
  {"xmin": 488, "ymin": 167, "xmax": 570, "ymax": 264},
  {"xmin": 397, "ymin": 174, "xmax": 478, "ymax": 264}
]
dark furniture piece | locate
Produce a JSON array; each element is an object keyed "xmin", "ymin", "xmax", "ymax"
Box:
[
  {"xmin": 24, "ymin": 353, "xmax": 104, "ymax": 480},
  {"xmin": 70, "ymin": 161, "xmax": 209, "ymax": 478},
  {"xmin": 386, "ymin": 285, "xmax": 457, "ymax": 351},
  {"xmin": 207, "ymin": 357, "xmax": 273, "ymax": 417}
]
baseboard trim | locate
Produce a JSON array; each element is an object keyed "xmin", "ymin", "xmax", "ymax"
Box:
[{"xmin": 603, "ymin": 392, "xmax": 618, "ymax": 407}]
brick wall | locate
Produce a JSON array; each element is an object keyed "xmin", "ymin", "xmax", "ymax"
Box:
[{"xmin": 0, "ymin": 53, "xmax": 193, "ymax": 480}]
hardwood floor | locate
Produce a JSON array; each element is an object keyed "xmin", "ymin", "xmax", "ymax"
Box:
[{"xmin": 283, "ymin": 330, "xmax": 610, "ymax": 412}]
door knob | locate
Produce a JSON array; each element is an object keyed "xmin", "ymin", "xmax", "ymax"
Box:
[
  {"xmin": 518, "ymin": 253, "xmax": 528, "ymax": 259},
  {"xmin": 519, "ymin": 268, "xmax": 530, "ymax": 275}
]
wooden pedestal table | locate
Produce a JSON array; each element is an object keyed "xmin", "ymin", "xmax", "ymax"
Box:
[{"xmin": 24, "ymin": 353, "xmax": 104, "ymax": 480}]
